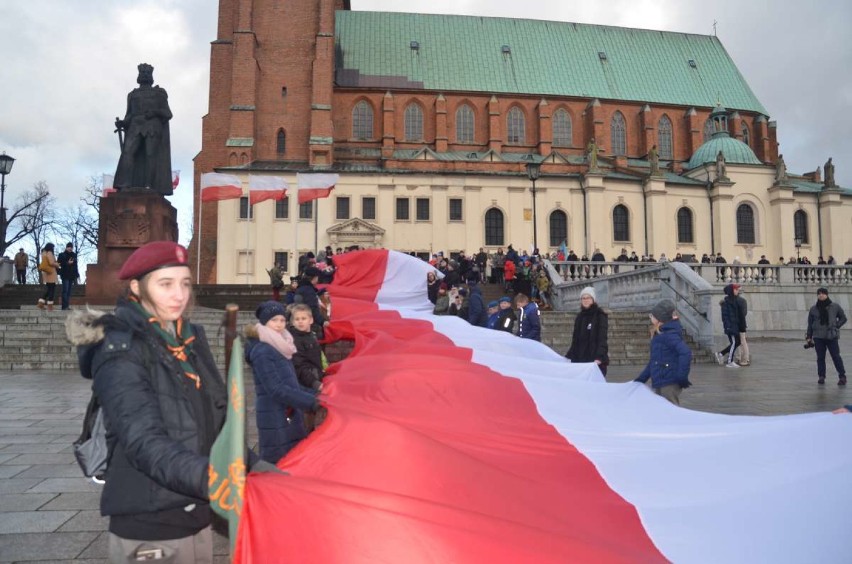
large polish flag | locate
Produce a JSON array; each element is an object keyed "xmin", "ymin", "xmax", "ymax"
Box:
[
  {"xmin": 296, "ymin": 172, "xmax": 338, "ymax": 204},
  {"xmin": 200, "ymin": 172, "xmax": 243, "ymax": 202},
  {"xmin": 236, "ymin": 250, "xmax": 852, "ymax": 563},
  {"xmin": 248, "ymin": 175, "xmax": 289, "ymax": 205}
]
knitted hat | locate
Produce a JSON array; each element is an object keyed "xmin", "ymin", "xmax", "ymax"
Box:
[
  {"xmin": 303, "ymin": 266, "xmax": 321, "ymax": 279},
  {"xmin": 580, "ymin": 286, "xmax": 596, "ymax": 302},
  {"xmin": 650, "ymin": 299, "xmax": 676, "ymax": 323},
  {"xmin": 499, "ymin": 296, "xmax": 512, "ymax": 304},
  {"xmin": 255, "ymin": 300, "xmax": 287, "ymax": 325},
  {"xmin": 487, "ymin": 300, "xmax": 499, "ymax": 308},
  {"xmin": 818, "ymin": 287, "xmax": 829, "ymax": 296},
  {"xmin": 118, "ymin": 241, "xmax": 189, "ymax": 280}
]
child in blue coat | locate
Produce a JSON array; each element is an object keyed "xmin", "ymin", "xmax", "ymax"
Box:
[{"xmin": 635, "ymin": 299, "xmax": 693, "ymax": 405}]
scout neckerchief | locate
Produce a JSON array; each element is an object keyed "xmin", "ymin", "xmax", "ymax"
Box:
[{"xmin": 129, "ymin": 297, "xmax": 201, "ymax": 389}]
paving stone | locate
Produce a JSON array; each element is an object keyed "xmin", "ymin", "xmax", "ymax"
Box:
[
  {"xmin": 76, "ymin": 530, "xmax": 109, "ymax": 559},
  {"xmin": 0, "ymin": 466, "xmax": 28, "ymax": 479},
  {"xmin": 0, "ymin": 442, "xmax": 68, "ymax": 454},
  {"xmin": 0, "ymin": 510, "xmax": 75, "ymax": 534},
  {"xmin": 14, "ymin": 464, "xmax": 87, "ymax": 479},
  {"xmin": 40, "ymin": 492, "xmax": 101, "ymax": 511},
  {"xmin": 3, "ymin": 453, "xmax": 75, "ymax": 465},
  {"xmin": 0, "ymin": 453, "xmax": 16, "ymax": 464},
  {"xmin": 27, "ymin": 478, "xmax": 102, "ymax": 494},
  {"xmin": 0, "ymin": 478, "xmax": 42, "ymax": 494},
  {"xmin": 0, "ymin": 492, "xmax": 56, "ymax": 512},
  {"xmin": 57, "ymin": 510, "xmax": 109, "ymax": 532},
  {"xmin": 0, "ymin": 531, "xmax": 98, "ymax": 561}
]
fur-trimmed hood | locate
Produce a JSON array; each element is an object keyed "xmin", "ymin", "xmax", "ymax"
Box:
[{"xmin": 65, "ymin": 308, "xmax": 109, "ymax": 346}]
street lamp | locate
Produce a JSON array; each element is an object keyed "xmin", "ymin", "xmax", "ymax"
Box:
[
  {"xmin": 526, "ymin": 160, "xmax": 541, "ymax": 253},
  {"xmin": 0, "ymin": 152, "xmax": 15, "ymax": 255},
  {"xmin": 794, "ymin": 235, "xmax": 802, "ymax": 262}
]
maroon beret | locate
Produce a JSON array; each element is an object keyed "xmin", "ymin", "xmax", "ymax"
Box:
[{"xmin": 118, "ymin": 241, "xmax": 190, "ymax": 281}]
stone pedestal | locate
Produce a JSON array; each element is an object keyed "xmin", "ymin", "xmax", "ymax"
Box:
[{"xmin": 85, "ymin": 190, "xmax": 178, "ymax": 305}]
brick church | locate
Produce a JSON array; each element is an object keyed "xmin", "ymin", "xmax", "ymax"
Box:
[{"xmin": 192, "ymin": 0, "xmax": 850, "ymax": 283}]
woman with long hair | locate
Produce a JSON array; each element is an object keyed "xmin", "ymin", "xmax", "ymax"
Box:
[
  {"xmin": 37, "ymin": 242, "xmax": 59, "ymax": 310},
  {"xmin": 67, "ymin": 241, "xmax": 269, "ymax": 563},
  {"xmin": 565, "ymin": 287, "xmax": 610, "ymax": 376}
]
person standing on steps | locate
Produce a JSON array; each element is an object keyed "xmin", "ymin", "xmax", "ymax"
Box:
[
  {"xmin": 37, "ymin": 243, "xmax": 59, "ymax": 311},
  {"xmin": 715, "ymin": 284, "xmax": 742, "ymax": 368},
  {"xmin": 57, "ymin": 242, "xmax": 80, "ymax": 310},
  {"xmin": 565, "ymin": 287, "xmax": 609, "ymax": 376},
  {"xmin": 806, "ymin": 287, "xmax": 847, "ymax": 386}
]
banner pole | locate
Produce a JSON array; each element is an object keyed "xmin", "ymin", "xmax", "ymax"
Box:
[{"xmin": 196, "ymin": 194, "xmax": 203, "ymax": 284}]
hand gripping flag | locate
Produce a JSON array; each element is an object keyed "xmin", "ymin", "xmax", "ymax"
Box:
[
  {"xmin": 248, "ymin": 175, "xmax": 289, "ymax": 205},
  {"xmin": 296, "ymin": 172, "xmax": 338, "ymax": 204},
  {"xmin": 201, "ymin": 172, "xmax": 243, "ymax": 202},
  {"xmin": 209, "ymin": 337, "xmax": 246, "ymax": 557}
]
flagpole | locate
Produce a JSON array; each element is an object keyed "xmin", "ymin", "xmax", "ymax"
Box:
[
  {"xmin": 315, "ymin": 199, "xmax": 319, "ymax": 255},
  {"xmin": 294, "ymin": 185, "xmax": 299, "ymax": 277},
  {"xmin": 245, "ymin": 202, "xmax": 250, "ymax": 285},
  {"xmin": 196, "ymin": 194, "xmax": 203, "ymax": 284}
]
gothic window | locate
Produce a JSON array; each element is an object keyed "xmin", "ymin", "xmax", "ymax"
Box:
[
  {"xmin": 404, "ymin": 103, "xmax": 423, "ymax": 141},
  {"xmin": 658, "ymin": 115, "xmax": 673, "ymax": 160},
  {"xmin": 794, "ymin": 210, "xmax": 808, "ymax": 244},
  {"xmin": 677, "ymin": 207, "xmax": 694, "ymax": 243},
  {"xmin": 276, "ymin": 129, "xmax": 286, "ymax": 155},
  {"xmin": 456, "ymin": 104, "xmax": 474, "ymax": 143},
  {"xmin": 736, "ymin": 204, "xmax": 756, "ymax": 244},
  {"xmin": 507, "ymin": 107, "xmax": 525, "ymax": 145},
  {"xmin": 703, "ymin": 118, "xmax": 715, "ymax": 141},
  {"xmin": 352, "ymin": 101, "xmax": 374, "ymax": 140},
  {"xmin": 549, "ymin": 210, "xmax": 568, "ymax": 247},
  {"xmin": 613, "ymin": 204, "xmax": 629, "ymax": 242},
  {"xmin": 610, "ymin": 111, "xmax": 626, "ymax": 156},
  {"xmin": 552, "ymin": 109, "xmax": 572, "ymax": 147},
  {"xmin": 741, "ymin": 123, "xmax": 751, "ymax": 147},
  {"xmin": 485, "ymin": 208, "xmax": 505, "ymax": 246}
]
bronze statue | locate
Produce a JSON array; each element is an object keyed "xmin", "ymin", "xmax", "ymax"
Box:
[
  {"xmin": 586, "ymin": 137, "xmax": 600, "ymax": 171},
  {"xmin": 715, "ymin": 150, "xmax": 727, "ymax": 180},
  {"xmin": 775, "ymin": 154, "xmax": 788, "ymax": 183},
  {"xmin": 114, "ymin": 63, "xmax": 174, "ymax": 195},
  {"xmin": 824, "ymin": 157, "xmax": 836, "ymax": 187},
  {"xmin": 648, "ymin": 145, "xmax": 660, "ymax": 176}
]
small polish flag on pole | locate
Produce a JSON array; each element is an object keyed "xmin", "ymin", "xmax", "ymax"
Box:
[
  {"xmin": 248, "ymin": 175, "xmax": 289, "ymax": 205},
  {"xmin": 101, "ymin": 174, "xmax": 116, "ymax": 197},
  {"xmin": 172, "ymin": 170, "xmax": 180, "ymax": 190},
  {"xmin": 296, "ymin": 173, "xmax": 339, "ymax": 204},
  {"xmin": 200, "ymin": 172, "xmax": 244, "ymax": 202}
]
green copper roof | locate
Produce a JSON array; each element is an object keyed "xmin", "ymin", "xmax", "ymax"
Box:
[
  {"xmin": 335, "ymin": 11, "xmax": 768, "ymax": 114},
  {"xmin": 687, "ymin": 133, "xmax": 762, "ymax": 169}
]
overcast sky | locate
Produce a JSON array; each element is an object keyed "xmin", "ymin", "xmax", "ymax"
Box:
[{"xmin": 0, "ymin": 0, "xmax": 849, "ymax": 246}]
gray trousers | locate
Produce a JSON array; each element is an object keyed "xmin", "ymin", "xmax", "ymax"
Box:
[
  {"xmin": 108, "ymin": 526, "xmax": 213, "ymax": 563},
  {"xmin": 655, "ymin": 384, "xmax": 682, "ymax": 406}
]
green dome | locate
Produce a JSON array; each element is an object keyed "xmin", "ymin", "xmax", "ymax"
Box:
[{"xmin": 687, "ymin": 133, "xmax": 762, "ymax": 169}]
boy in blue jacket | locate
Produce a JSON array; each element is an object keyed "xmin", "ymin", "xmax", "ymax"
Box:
[{"xmin": 635, "ymin": 299, "xmax": 693, "ymax": 405}]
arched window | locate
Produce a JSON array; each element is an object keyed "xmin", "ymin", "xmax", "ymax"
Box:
[
  {"xmin": 456, "ymin": 104, "xmax": 474, "ymax": 143},
  {"xmin": 610, "ymin": 111, "xmax": 626, "ymax": 156},
  {"xmin": 794, "ymin": 210, "xmax": 809, "ymax": 244},
  {"xmin": 507, "ymin": 107, "xmax": 525, "ymax": 145},
  {"xmin": 229, "ymin": 152, "xmax": 238, "ymax": 166},
  {"xmin": 677, "ymin": 207, "xmax": 694, "ymax": 243},
  {"xmin": 552, "ymin": 109, "xmax": 572, "ymax": 147},
  {"xmin": 741, "ymin": 122, "xmax": 751, "ymax": 147},
  {"xmin": 404, "ymin": 103, "xmax": 423, "ymax": 141},
  {"xmin": 703, "ymin": 118, "xmax": 715, "ymax": 141},
  {"xmin": 352, "ymin": 101, "xmax": 374, "ymax": 140},
  {"xmin": 549, "ymin": 209, "xmax": 568, "ymax": 247},
  {"xmin": 240, "ymin": 152, "xmax": 249, "ymax": 164},
  {"xmin": 736, "ymin": 204, "xmax": 756, "ymax": 244},
  {"xmin": 658, "ymin": 115, "xmax": 673, "ymax": 160},
  {"xmin": 485, "ymin": 208, "xmax": 505, "ymax": 246},
  {"xmin": 613, "ymin": 204, "xmax": 629, "ymax": 242},
  {"xmin": 276, "ymin": 129, "xmax": 286, "ymax": 155}
]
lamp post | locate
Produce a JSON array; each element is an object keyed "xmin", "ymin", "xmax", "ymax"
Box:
[
  {"xmin": 0, "ymin": 152, "xmax": 15, "ymax": 256},
  {"xmin": 525, "ymin": 160, "xmax": 541, "ymax": 253},
  {"xmin": 794, "ymin": 235, "xmax": 802, "ymax": 263}
]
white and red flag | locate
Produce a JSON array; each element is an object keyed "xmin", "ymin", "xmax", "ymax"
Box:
[
  {"xmin": 248, "ymin": 175, "xmax": 289, "ymax": 205},
  {"xmin": 200, "ymin": 172, "xmax": 243, "ymax": 202},
  {"xmin": 296, "ymin": 173, "xmax": 338, "ymax": 204},
  {"xmin": 172, "ymin": 170, "xmax": 180, "ymax": 190},
  {"xmin": 233, "ymin": 250, "xmax": 852, "ymax": 563},
  {"xmin": 101, "ymin": 174, "xmax": 116, "ymax": 197}
]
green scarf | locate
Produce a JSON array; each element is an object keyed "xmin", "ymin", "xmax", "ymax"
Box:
[{"xmin": 130, "ymin": 299, "xmax": 201, "ymax": 389}]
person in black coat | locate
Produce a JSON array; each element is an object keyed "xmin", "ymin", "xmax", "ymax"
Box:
[
  {"xmin": 66, "ymin": 241, "xmax": 268, "ymax": 561},
  {"xmin": 289, "ymin": 303, "xmax": 325, "ymax": 392},
  {"xmin": 296, "ymin": 267, "xmax": 329, "ymax": 334},
  {"xmin": 245, "ymin": 301, "xmax": 320, "ymax": 464},
  {"xmin": 426, "ymin": 270, "xmax": 441, "ymax": 304},
  {"xmin": 716, "ymin": 283, "xmax": 742, "ymax": 367},
  {"xmin": 495, "ymin": 296, "xmax": 517, "ymax": 334},
  {"xmin": 466, "ymin": 274, "xmax": 488, "ymax": 327},
  {"xmin": 565, "ymin": 286, "xmax": 610, "ymax": 376}
]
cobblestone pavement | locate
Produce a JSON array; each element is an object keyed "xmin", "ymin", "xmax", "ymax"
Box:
[{"xmin": 1, "ymin": 332, "xmax": 850, "ymax": 562}]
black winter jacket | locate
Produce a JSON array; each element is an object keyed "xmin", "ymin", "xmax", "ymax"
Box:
[
  {"xmin": 296, "ymin": 280, "xmax": 327, "ymax": 326},
  {"xmin": 290, "ymin": 326, "xmax": 324, "ymax": 391},
  {"xmin": 565, "ymin": 305, "xmax": 609, "ymax": 364},
  {"xmin": 71, "ymin": 303, "xmax": 227, "ymax": 534}
]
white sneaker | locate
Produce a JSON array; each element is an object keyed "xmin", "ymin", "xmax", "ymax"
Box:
[
  {"xmin": 725, "ymin": 362, "xmax": 740, "ymax": 368},
  {"xmin": 714, "ymin": 352, "xmax": 724, "ymax": 365}
]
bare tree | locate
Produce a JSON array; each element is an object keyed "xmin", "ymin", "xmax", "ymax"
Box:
[
  {"xmin": 53, "ymin": 204, "xmax": 97, "ymax": 270},
  {"xmin": 19, "ymin": 182, "xmax": 57, "ymax": 283},
  {"xmin": 2, "ymin": 180, "xmax": 53, "ymax": 256}
]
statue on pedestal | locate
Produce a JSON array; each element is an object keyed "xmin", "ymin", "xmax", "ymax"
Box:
[
  {"xmin": 775, "ymin": 154, "xmax": 788, "ymax": 183},
  {"xmin": 824, "ymin": 157, "xmax": 836, "ymax": 188},
  {"xmin": 648, "ymin": 145, "xmax": 660, "ymax": 176},
  {"xmin": 715, "ymin": 150, "xmax": 728, "ymax": 181},
  {"xmin": 113, "ymin": 63, "xmax": 174, "ymax": 195},
  {"xmin": 586, "ymin": 137, "xmax": 600, "ymax": 171}
]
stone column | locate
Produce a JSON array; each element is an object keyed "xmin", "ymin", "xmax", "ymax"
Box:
[
  {"xmin": 381, "ymin": 92, "xmax": 395, "ymax": 159},
  {"xmin": 767, "ymin": 182, "xmax": 796, "ymax": 262},
  {"xmin": 582, "ymin": 173, "xmax": 606, "ymax": 257},
  {"xmin": 643, "ymin": 175, "xmax": 668, "ymax": 256},
  {"xmin": 435, "ymin": 94, "xmax": 448, "ymax": 152},
  {"xmin": 488, "ymin": 96, "xmax": 502, "ymax": 152},
  {"xmin": 819, "ymin": 188, "xmax": 844, "ymax": 259},
  {"xmin": 709, "ymin": 179, "xmax": 736, "ymax": 254},
  {"xmin": 537, "ymin": 99, "xmax": 551, "ymax": 156}
]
